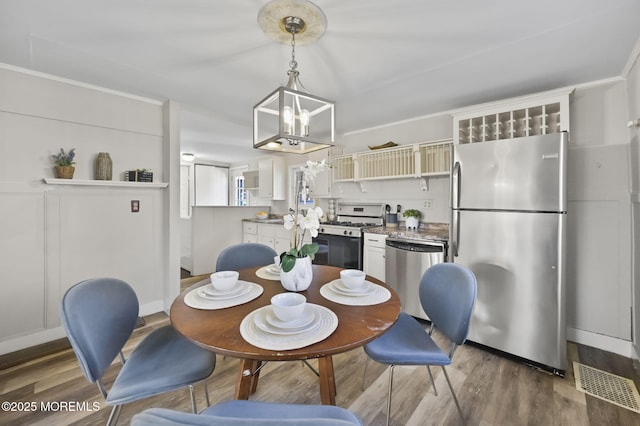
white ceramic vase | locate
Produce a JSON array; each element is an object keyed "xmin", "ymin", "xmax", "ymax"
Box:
[
  {"xmin": 406, "ymin": 217, "xmax": 419, "ymax": 230},
  {"xmin": 280, "ymin": 256, "xmax": 313, "ymax": 292}
]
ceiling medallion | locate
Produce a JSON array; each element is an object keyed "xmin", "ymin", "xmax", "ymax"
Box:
[
  {"xmin": 253, "ymin": 0, "xmax": 335, "ymax": 154},
  {"xmin": 257, "ymin": 0, "xmax": 327, "ymax": 45}
]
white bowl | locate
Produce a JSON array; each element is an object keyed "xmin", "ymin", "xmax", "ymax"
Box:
[
  {"xmin": 340, "ymin": 269, "xmax": 366, "ymax": 289},
  {"xmin": 271, "ymin": 293, "xmax": 306, "ymax": 323},
  {"xmin": 256, "ymin": 212, "xmax": 269, "ymax": 220},
  {"xmin": 210, "ymin": 271, "xmax": 239, "ymax": 291}
]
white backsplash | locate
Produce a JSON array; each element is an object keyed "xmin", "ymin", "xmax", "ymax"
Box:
[{"xmin": 317, "ymin": 175, "xmax": 450, "ymax": 224}]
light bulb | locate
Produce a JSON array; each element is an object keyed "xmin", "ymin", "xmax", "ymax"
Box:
[
  {"xmin": 300, "ymin": 109, "xmax": 310, "ymax": 137},
  {"xmin": 283, "ymin": 106, "xmax": 293, "ymax": 135}
]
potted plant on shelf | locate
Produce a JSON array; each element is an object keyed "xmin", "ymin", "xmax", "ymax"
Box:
[
  {"xmin": 278, "ymin": 160, "xmax": 331, "ymax": 292},
  {"xmin": 403, "ymin": 209, "xmax": 421, "ymax": 230},
  {"xmin": 51, "ymin": 148, "xmax": 76, "ymax": 179}
]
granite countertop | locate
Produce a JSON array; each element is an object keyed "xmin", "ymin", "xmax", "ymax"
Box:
[
  {"xmin": 365, "ymin": 222, "xmax": 449, "ymax": 242},
  {"xmin": 243, "ymin": 215, "xmax": 284, "ymax": 224}
]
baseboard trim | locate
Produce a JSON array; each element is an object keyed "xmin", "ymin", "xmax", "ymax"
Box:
[
  {"xmin": 567, "ymin": 327, "xmax": 636, "ymax": 359},
  {"xmin": 0, "ymin": 299, "xmax": 165, "ymax": 361}
]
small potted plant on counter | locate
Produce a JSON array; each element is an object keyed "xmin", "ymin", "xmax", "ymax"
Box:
[
  {"xmin": 51, "ymin": 148, "xmax": 76, "ymax": 179},
  {"xmin": 403, "ymin": 209, "xmax": 421, "ymax": 230}
]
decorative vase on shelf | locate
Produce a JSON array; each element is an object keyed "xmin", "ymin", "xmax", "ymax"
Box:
[
  {"xmin": 280, "ymin": 256, "xmax": 313, "ymax": 292},
  {"xmin": 54, "ymin": 166, "xmax": 75, "ymax": 179},
  {"xmin": 94, "ymin": 152, "xmax": 113, "ymax": 180}
]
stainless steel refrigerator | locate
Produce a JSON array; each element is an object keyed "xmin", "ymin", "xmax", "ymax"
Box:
[{"xmin": 450, "ymin": 131, "xmax": 568, "ymax": 374}]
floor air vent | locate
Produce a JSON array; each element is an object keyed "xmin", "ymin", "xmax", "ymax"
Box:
[{"xmin": 573, "ymin": 361, "xmax": 640, "ymax": 413}]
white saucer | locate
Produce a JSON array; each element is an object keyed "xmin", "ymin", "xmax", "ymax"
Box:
[
  {"xmin": 266, "ymin": 264, "xmax": 281, "ymax": 274},
  {"xmin": 266, "ymin": 306, "xmax": 315, "ymax": 330},
  {"xmin": 254, "ymin": 307, "xmax": 317, "ymax": 335},
  {"xmin": 330, "ymin": 279, "xmax": 375, "ymax": 296},
  {"xmin": 198, "ymin": 282, "xmax": 250, "ymax": 300}
]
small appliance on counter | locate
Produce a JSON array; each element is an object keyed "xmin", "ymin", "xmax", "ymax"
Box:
[{"xmin": 385, "ymin": 204, "xmax": 401, "ymax": 227}]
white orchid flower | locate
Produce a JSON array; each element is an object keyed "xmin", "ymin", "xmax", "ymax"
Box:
[
  {"xmin": 299, "ymin": 213, "xmax": 319, "ymax": 230},
  {"xmin": 283, "ymin": 213, "xmax": 295, "ymax": 230},
  {"xmin": 307, "ymin": 206, "xmax": 323, "ymax": 220}
]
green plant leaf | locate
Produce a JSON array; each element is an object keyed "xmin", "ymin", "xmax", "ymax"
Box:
[
  {"xmin": 299, "ymin": 243, "xmax": 319, "ymax": 258},
  {"xmin": 281, "ymin": 254, "xmax": 297, "ymax": 273}
]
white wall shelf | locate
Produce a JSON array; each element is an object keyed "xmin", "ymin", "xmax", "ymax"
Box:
[
  {"xmin": 43, "ymin": 178, "xmax": 168, "ymax": 188},
  {"xmin": 332, "ymin": 139, "xmax": 452, "ymax": 183}
]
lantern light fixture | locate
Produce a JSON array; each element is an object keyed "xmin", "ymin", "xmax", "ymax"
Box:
[{"xmin": 253, "ymin": 0, "xmax": 335, "ymax": 154}]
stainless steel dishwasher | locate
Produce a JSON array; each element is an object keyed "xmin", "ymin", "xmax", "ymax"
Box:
[{"xmin": 385, "ymin": 237, "xmax": 446, "ymax": 320}]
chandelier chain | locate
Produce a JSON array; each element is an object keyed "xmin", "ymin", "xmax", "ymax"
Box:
[{"xmin": 289, "ymin": 31, "xmax": 298, "ymax": 71}]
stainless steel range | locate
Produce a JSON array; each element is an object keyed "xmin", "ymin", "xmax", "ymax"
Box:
[{"xmin": 312, "ymin": 203, "xmax": 385, "ymax": 269}]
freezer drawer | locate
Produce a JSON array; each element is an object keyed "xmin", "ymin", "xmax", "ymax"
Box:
[
  {"xmin": 453, "ymin": 209, "xmax": 566, "ymax": 372},
  {"xmin": 385, "ymin": 239, "xmax": 445, "ymax": 320}
]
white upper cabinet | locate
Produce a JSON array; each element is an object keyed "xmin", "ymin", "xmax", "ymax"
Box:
[
  {"xmin": 306, "ymin": 148, "xmax": 341, "ymax": 198},
  {"xmin": 258, "ymin": 157, "xmax": 286, "ymax": 200},
  {"xmin": 452, "ymin": 87, "xmax": 573, "ymax": 144}
]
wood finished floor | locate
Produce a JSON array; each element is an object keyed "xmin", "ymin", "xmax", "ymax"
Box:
[{"xmin": 1, "ymin": 276, "xmax": 639, "ymax": 425}]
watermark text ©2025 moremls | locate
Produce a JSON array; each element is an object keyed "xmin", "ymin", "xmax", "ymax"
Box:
[{"xmin": 2, "ymin": 400, "xmax": 101, "ymax": 412}]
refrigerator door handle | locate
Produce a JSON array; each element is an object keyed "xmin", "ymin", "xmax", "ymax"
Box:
[
  {"xmin": 452, "ymin": 209, "xmax": 460, "ymax": 257},
  {"xmin": 452, "ymin": 161, "xmax": 461, "ymax": 209},
  {"xmin": 451, "ymin": 161, "xmax": 461, "ymax": 257}
]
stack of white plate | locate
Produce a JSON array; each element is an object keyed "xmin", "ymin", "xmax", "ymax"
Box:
[
  {"xmin": 184, "ymin": 281, "xmax": 263, "ymax": 310},
  {"xmin": 320, "ymin": 279, "xmax": 391, "ymax": 306},
  {"xmin": 240, "ymin": 303, "xmax": 338, "ymax": 350}
]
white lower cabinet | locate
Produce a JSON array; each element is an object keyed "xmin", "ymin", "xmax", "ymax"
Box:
[
  {"xmin": 274, "ymin": 227, "xmax": 292, "ymax": 255},
  {"xmin": 363, "ymin": 233, "xmax": 387, "ymax": 281},
  {"xmin": 243, "ymin": 221, "xmax": 311, "ymax": 256},
  {"xmin": 257, "ymin": 223, "xmax": 275, "ymax": 248},
  {"xmin": 242, "ymin": 222, "xmax": 257, "ymax": 243}
]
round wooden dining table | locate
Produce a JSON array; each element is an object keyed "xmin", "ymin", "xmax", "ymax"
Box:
[{"xmin": 170, "ymin": 264, "xmax": 401, "ymax": 405}]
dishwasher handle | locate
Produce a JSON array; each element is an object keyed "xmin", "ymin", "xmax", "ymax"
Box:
[{"xmin": 385, "ymin": 238, "xmax": 445, "ymax": 253}]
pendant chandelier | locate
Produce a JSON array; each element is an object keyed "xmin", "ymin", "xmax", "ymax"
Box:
[{"xmin": 253, "ymin": 0, "xmax": 335, "ymax": 154}]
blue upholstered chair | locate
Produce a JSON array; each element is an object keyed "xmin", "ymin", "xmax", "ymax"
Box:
[
  {"xmin": 131, "ymin": 400, "xmax": 363, "ymax": 426},
  {"xmin": 362, "ymin": 262, "xmax": 477, "ymax": 425},
  {"xmin": 61, "ymin": 278, "xmax": 217, "ymax": 425},
  {"xmin": 216, "ymin": 243, "xmax": 278, "ymax": 271}
]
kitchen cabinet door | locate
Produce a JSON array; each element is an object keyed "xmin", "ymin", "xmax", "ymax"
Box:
[
  {"xmin": 257, "ymin": 223, "xmax": 276, "ymax": 249},
  {"xmin": 363, "ymin": 233, "xmax": 387, "ymax": 281},
  {"xmin": 307, "ymin": 150, "xmax": 332, "ymax": 197},
  {"xmin": 258, "ymin": 157, "xmax": 286, "ymax": 200},
  {"xmin": 243, "ymin": 222, "xmax": 257, "ymax": 243}
]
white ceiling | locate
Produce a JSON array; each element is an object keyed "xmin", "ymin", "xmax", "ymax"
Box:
[{"xmin": 1, "ymin": 0, "xmax": 639, "ymax": 163}]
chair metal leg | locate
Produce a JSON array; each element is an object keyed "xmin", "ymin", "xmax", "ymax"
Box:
[
  {"xmin": 426, "ymin": 365, "xmax": 438, "ymax": 396},
  {"xmin": 203, "ymin": 380, "xmax": 210, "ymax": 407},
  {"xmin": 362, "ymin": 357, "xmax": 370, "ymax": 391},
  {"xmin": 386, "ymin": 365, "xmax": 395, "ymax": 426},
  {"xmin": 106, "ymin": 405, "xmax": 122, "ymax": 426},
  {"xmin": 442, "ymin": 366, "xmax": 465, "ymax": 425},
  {"xmin": 302, "ymin": 359, "xmax": 320, "ymax": 376},
  {"xmin": 189, "ymin": 384, "xmax": 197, "ymax": 414}
]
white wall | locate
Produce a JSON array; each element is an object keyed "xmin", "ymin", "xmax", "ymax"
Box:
[
  {"xmin": 624, "ymin": 40, "xmax": 640, "ymax": 358},
  {"xmin": 0, "ymin": 66, "xmax": 172, "ymax": 354},
  {"xmin": 565, "ymin": 81, "xmax": 633, "ymax": 351}
]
